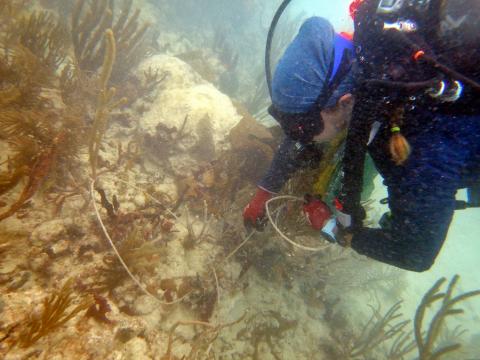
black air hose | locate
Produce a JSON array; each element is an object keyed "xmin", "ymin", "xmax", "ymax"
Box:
[{"xmin": 265, "ymin": 0, "xmax": 293, "ymax": 98}]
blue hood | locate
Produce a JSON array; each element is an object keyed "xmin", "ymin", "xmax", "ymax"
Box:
[{"xmin": 272, "ymin": 17, "xmax": 355, "ymax": 114}]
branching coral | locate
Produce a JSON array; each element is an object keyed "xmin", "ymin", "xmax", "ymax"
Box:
[
  {"xmin": 0, "ymin": 130, "xmax": 66, "ymax": 221},
  {"xmin": 85, "ymin": 294, "xmax": 115, "ymax": 324},
  {"xmin": 349, "ymin": 301, "xmax": 410, "ymax": 358},
  {"xmin": 0, "ymin": 114, "xmax": 83, "ymax": 223},
  {"xmin": 8, "ymin": 279, "xmax": 93, "ymax": 348},
  {"xmin": 6, "ymin": 10, "xmax": 68, "ymax": 74},
  {"xmin": 94, "ymin": 225, "xmax": 166, "ymax": 293},
  {"xmin": 0, "ymin": 0, "xmax": 156, "ymax": 221},
  {"xmin": 71, "ymin": 0, "xmax": 150, "ymax": 83},
  {"xmin": 436, "ymin": 325, "xmax": 468, "ymax": 351},
  {"xmin": 162, "ymin": 315, "xmax": 246, "ymax": 360},
  {"xmin": 71, "ymin": 0, "xmax": 114, "ymax": 73},
  {"xmin": 155, "ymin": 274, "xmax": 218, "ymax": 321},
  {"xmin": 144, "ymin": 115, "xmax": 191, "ymax": 164},
  {"xmin": 0, "ymin": 0, "xmax": 30, "ymax": 30},
  {"xmin": 0, "ymin": 44, "xmax": 50, "ymax": 106},
  {"xmin": 110, "ymin": 0, "xmax": 150, "ymax": 82},
  {"xmin": 0, "ymin": 4, "xmax": 87, "ymax": 222},
  {"xmin": 324, "ymin": 301, "xmax": 414, "ymax": 360},
  {"xmin": 385, "ymin": 329, "xmax": 416, "ymax": 360},
  {"xmin": 0, "ymin": 236, "xmax": 11, "ymax": 266},
  {"xmin": 88, "ymin": 29, "xmax": 127, "ymax": 177},
  {"xmin": 237, "ymin": 311, "xmax": 298, "ymax": 360},
  {"xmin": 0, "ymin": 101, "xmax": 81, "ymax": 222},
  {"xmin": 414, "ymin": 275, "xmax": 480, "ymax": 360},
  {"xmin": 183, "ymin": 202, "xmax": 213, "ymax": 250},
  {"xmin": 324, "ymin": 276, "xmax": 479, "ymax": 360}
]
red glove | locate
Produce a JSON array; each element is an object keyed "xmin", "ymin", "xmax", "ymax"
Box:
[
  {"xmin": 243, "ymin": 187, "xmax": 273, "ymax": 230},
  {"xmin": 303, "ymin": 195, "xmax": 333, "ymax": 231}
]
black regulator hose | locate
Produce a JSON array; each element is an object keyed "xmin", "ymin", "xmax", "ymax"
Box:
[{"xmin": 265, "ymin": 0, "xmax": 293, "ymax": 98}]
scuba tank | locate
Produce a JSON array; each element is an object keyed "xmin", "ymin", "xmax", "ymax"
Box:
[{"xmin": 353, "ymin": 0, "xmax": 480, "ymax": 112}]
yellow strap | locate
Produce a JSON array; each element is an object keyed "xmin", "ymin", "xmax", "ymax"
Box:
[{"xmin": 391, "ymin": 126, "xmax": 401, "ymax": 133}]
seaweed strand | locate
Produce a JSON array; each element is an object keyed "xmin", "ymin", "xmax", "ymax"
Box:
[{"xmin": 13, "ymin": 279, "xmax": 93, "ymax": 348}]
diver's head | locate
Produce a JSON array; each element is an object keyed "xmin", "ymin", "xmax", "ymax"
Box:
[
  {"xmin": 313, "ymin": 93, "xmax": 355, "ymax": 143},
  {"xmin": 268, "ymin": 17, "xmax": 355, "ymax": 144}
]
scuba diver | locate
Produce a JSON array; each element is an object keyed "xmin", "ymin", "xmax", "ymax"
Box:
[
  {"xmin": 243, "ymin": 15, "xmax": 356, "ymax": 230},
  {"xmin": 304, "ymin": 0, "xmax": 480, "ymax": 272}
]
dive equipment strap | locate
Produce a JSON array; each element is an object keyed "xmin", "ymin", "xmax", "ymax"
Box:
[{"xmin": 336, "ymin": 83, "xmax": 373, "ymax": 229}]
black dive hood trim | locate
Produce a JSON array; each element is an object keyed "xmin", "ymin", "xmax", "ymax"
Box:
[{"xmin": 268, "ymin": 105, "xmax": 323, "ymax": 144}]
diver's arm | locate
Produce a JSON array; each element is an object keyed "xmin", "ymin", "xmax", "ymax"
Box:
[
  {"xmin": 258, "ymin": 137, "xmax": 309, "ymax": 193},
  {"xmin": 350, "ymin": 186, "xmax": 456, "ymax": 272}
]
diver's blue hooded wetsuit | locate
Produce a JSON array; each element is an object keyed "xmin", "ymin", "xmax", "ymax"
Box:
[
  {"xmin": 349, "ymin": 108, "xmax": 480, "ymax": 272},
  {"xmin": 341, "ymin": 0, "xmax": 480, "ymax": 272},
  {"xmin": 262, "ymin": 14, "xmax": 480, "ymax": 272},
  {"xmin": 259, "ymin": 17, "xmax": 355, "ymax": 193}
]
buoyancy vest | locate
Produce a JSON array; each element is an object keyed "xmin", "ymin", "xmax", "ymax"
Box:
[
  {"xmin": 353, "ymin": 0, "xmax": 480, "ymax": 115},
  {"xmin": 338, "ymin": 0, "xmax": 480, "ymax": 222}
]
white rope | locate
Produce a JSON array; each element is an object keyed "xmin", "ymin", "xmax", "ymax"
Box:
[
  {"xmin": 212, "ymin": 266, "xmax": 220, "ymax": 306},
  {"xmin": 224, "ymin": 230, "xmax": 256, "ymax": 261},
  {"xmin": 105, "ymin": 174, "xmax": 259, "ymax": 260},
  {"xmin": 265, "ymin": 195, "xmax": 328, "ymax": 252},
  {"xmin": 111, "ymin": 177, "xmax": 180, "ymax": 221},
  {"xmin": 90, "ymin": 178, "xmax": 188, "ymax": 305}
]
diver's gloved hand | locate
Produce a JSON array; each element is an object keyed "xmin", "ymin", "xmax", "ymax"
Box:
[
  {"xmin": 333, "ymin": 197, "xmax": 366, "ymax": 230},
  {"xmin": 303, "ymin": 195, "xmax": 332, "ymax": 229},
  {"xmin": 304, "ymin": 195, "xmax": 353, "ymax": 246},
  {"xmin": 303, "ymin": 195, "xmax": 338, "ymax": 243},
  {"xmin": 243, "ymin": 187, "xmax": 273, "ymax": 231}
]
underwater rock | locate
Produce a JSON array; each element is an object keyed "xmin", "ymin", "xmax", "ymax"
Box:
[
  {"xmin": 29, "ymin": 252, "xmax": 52, "ymax": 275},
  {"xmin": 29, "ymin": 219, "xmax": 67, "ymax": 246},
  {"xmin": 229, "ymin": 105, "xmax": 274, "ymax": 149},
  {"xmin": 115, "ymin": 327, "xmax": 138, "ymax": 344},
  {"xmin": 111, "ymin": 285, "xmax": 139, "ymax": 315},
  {"xmin": 45, "ymin": 239, "xmax": 71, "ymax": 259},
  {"xmin": 64, "ymin": 221, "xmax": 87, "ymax": 240},
  {"xmin": 154, "ymin": 183, "xmax": 178, "ymax": 204},
  {"xmin": 139, "ymin": 54, "xmax": 201, "ymax": 91},
  {"xmin": 122, "ymin": 336, "xmax": 152, "ymax": 360},
  {"xmin": 191, "ymin": 115, "xmax": 216, "ymax": 162},
  {"xmin": 132, "ymin": 193, "xmax": 147, "ymax": 208},
  {"xmin": 139, "ymin": 55, "xmax": 241, "ymax": 160},
  {"xmin": 112, "ymin": 317, "xmax": 148, "ymax": 344},
  {"xmin": 0, "ymin": 254, "xmax": 17, "ymax": 274},
  {"xmin": 132, "ymin": 295, "xmax": 158, "ymax": 316},
  {"xmin": 176, "ymin": 49, "xmax": 225, "ymax": 84},
  {"xmin": 6, "ymin": 270, "xmax": 31, "ymax": 291}
]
